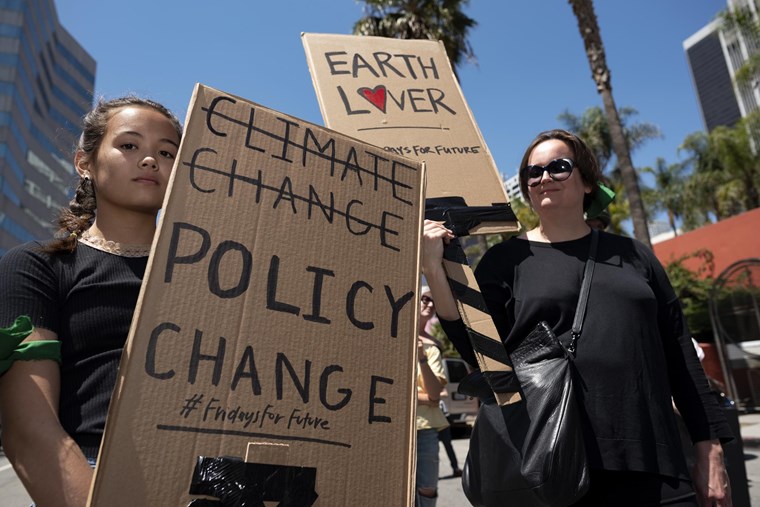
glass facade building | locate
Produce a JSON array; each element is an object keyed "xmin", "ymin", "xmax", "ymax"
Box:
[
  {"xmin": 0, "ymin": 0, "xmax": 94, "ymax": 256},
  {"xmin": 684, "ymin": 0, "xmax": 760, "ymax": 135}
]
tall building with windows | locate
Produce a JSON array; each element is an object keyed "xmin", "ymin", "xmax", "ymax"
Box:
[
  {"xmin": 684, "ymin": 0, "xmax": 759, "ymax": 133},
  {"xmin": 0, "ymin": 0, "xmax": 95, "ymax": 255},
  {"xmin": 502, "ymin": 172, "xmax": 522, "ymax": 202}
]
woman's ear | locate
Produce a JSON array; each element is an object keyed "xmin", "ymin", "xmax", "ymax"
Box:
[{"xmin": 74, "ymin": 151, "xmax": 90, "ymax": 179}]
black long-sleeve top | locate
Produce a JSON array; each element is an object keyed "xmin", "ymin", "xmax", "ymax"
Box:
[{"xmin": 441, "ymin": 231, "xmax": 732, "ymax": 480}]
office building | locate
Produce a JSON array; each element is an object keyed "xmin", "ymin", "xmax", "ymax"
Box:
[
  {"xmin": 0, "ymin": 0, "xmax": 95, "ymax": 255},
  {"xmin": 503, "ymin": 172, "xmax": 522, "ymax": 202},
  {"xmin": 684, "ymin": 0, "xmax": 759, "ymax": 133}
]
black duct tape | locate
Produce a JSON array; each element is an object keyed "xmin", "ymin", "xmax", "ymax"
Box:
[
  {"xmin": 425, "ymin": 196, "xmax": 516, "ymax": 236},
  {"xmin": 188, "ymin": 456, "xmax": 318, "ymax": 507},
  {"xmin": 447, "ymin": 278, "xmax": 490, "ymax": 314},
  {"xmin": 442, "ymin": 238, "xmax": 468, "ymax": 265},
  {"xmin": 483, "ymin": 369, "xmax": 521, "ymax": 395},
  {"xmin": 467, "ymin": 327, "xmax": 512, "ymax": 365}
]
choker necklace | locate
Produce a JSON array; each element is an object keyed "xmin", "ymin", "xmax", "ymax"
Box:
[{"xmin": 79, "ymin": 229, "xmax": 152, "ymax": 258}]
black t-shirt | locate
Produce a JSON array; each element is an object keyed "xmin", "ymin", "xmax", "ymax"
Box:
[
  {"xmin": 0, "ymin": 240, "xmax": 147, "ymax": 458},
  {"xmin": 441, "ymin": 231, "xmax": 732, "ymax": 479}
]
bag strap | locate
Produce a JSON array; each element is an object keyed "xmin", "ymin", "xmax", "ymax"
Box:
[{"xmin": 567, "ymin": 229, "xmax": 599, "ymax": 355}]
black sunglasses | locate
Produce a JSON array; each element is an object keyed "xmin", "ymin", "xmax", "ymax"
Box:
[
  {"xmin": 420, "ymin": 295, "xmax": 434, "ymax": 306},
  {"xmin": 522, "ymin": 158, "xmax": 574, "ymax": 187}
]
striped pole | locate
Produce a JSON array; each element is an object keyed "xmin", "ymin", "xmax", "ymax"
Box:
[{"xmin": 426, "ymin": 198, "xmax": 521, "ymax": 406}]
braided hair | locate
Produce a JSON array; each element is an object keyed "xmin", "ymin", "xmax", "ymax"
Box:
[{"xmin": 45, "ymin": 96, "xmax": 182, "ymax": 253}]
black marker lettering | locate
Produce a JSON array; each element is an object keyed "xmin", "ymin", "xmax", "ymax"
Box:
[
  {"xmin": 369, "ymin": 375, "xmax": 394, "ymax": 423},
  {"xmin": 206, "ymin": 95, "xmax": 236, "ymax": 137},
  {"xmin": 276, "ymin": 352, "xmax": 311, "ymax": 403},
  {"xmin": 267, "ymin": 255, "xmax": 300, "ymax": 315},
  {"xmin": 145, "ymin": 322, "xmax": 180, "ymax": 379},
  {"xmin": 303, "ymin": 266, "xmax": 335, "ymax": 324},
  {"xmin": 165, "ymin": 222, "xmax": 211, "ymax": 283},
  {"xmin": 346, "ymin": 280, "xmax": 374, "ymax": 331},
  {"xmin": 320, "ymin": 365, "xmax": 352, "ymax": 411},
  {"xmin": 231, "ymin": 345, "xmax": 262, "ymax": 396},
  {"xmin": 207, "ymin": 240, "xmax": 252, "ymax": 299},
  {"xmin": 189, "ymin": 329, "xmax": 226, "ymax": 386},
  {"xmin": 324, "ymin": 51, "xmax": 350, "ymax": 75}
]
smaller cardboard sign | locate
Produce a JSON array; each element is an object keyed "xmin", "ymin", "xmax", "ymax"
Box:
[
  {"xmin": 88, "ymin": 84, "xmax": 424, "ymax": 506},
  {"xmin": 302, "ymin": 33, "xmax": 518, "ymax": 235}
]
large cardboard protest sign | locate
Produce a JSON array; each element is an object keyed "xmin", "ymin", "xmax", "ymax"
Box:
[
  {"xmin": 302, "ymin": 33, "xmax": 517, "ymax": 235},
  {"xmin": 89, "ymin": 84, "xmax": 424, "ymax": 506}
]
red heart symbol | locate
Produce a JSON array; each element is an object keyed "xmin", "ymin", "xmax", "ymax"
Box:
[{"xmin": 357, "ymin": 85, "xmax": 387, "ymax": 113}]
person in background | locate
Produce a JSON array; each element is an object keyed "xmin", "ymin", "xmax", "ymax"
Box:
[
  {"xmin": 416, "ymin": 286, "xmax": 449, "ymax": 506},
  {"xmin": 423, "ymin": 129, "xmax": 734, "ymax": 506},
  {"xmin": 0, "ymin": 96, "xmax": 182, "ymax": 506},
  {"xmin": 420, "ymin": 298, "xmax": 463, "ymax": 478},
  {"xmin": 437, "ymin": 392, "xmax": 463, "ymax": 477}
]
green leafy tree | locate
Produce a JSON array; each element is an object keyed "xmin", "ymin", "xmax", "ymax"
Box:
[
  {"xmin": 710, "ymin": 116, "xmax": 760, "ymax": 210},
  {"xmin": 353, "ymin": 0, "xmax": 477, "ymax": 78},
  {"xmin": 509, "ymin": 197, "xmax": 539, "ymax": 232},
  {"xmin": 721, "ymin": 7, "xmax": 760, "ymax": 89},
  {"xmin": 679, "ymin": 113, "xmax": 760, "ymax": 229},
  {"xmin": 641, "ymin": 158, "xmax": 687, "ymax": 236},
  {"xmin": 559, "ymin": 106, "xmax": 660, "ymax": 233},
  {"xmin": 568, "ymin": 0, "xmax": 652, "ymax": 247},
  {"xmin": 664, "ymin": 250, "xmax": 715, "ymax": 341},
  {"xmin": 430, "ymin": 321, "xmax": 459, "ymax": 357},
  {"xmin": 558, "ymin": 106, "xmax": 613, "ymax": 171},
  {"xmin": 558, "ymin": 106, "xmax": 662, "ymax": 180},
  {"xmin": 679, "ymin": 131, "xmax": 724, "ymax": 228}
]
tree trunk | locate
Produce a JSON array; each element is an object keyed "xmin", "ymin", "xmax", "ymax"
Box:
[
  {"xmin": 667, "ymin": 209, "xmax": 677, "ymax": 237},
  {"xmin": 745, "ymin": 173, "xmax": 760, "ymax": 209},
  {"xmin": 568, "ymin": 0, "xmax": 652, "ymax": 248},
  {"xmin": 600, "ymin": 90, "xmax": 651, "ymax": 246}
]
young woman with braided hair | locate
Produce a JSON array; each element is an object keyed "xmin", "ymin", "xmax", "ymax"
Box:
[{"xmin": 0, "ymin": 96, "xmax": 182, "ymax": 506}]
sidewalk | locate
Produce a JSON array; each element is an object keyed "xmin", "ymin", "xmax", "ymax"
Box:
[{"xmin": 739, "ymin": 411, "xmax": 760, "ymax": 447}]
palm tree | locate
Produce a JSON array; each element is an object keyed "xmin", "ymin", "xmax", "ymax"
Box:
[
  {"xmin": 558, "ymin": 106, "xmax": 612, "ymax": 170},
  {"xmin": 568, "ymin": 0, "xmax": 652, "ymax": 247},
  {"xmin": 558, "ymin": 105, "xmax": 661, "ymax": 181},
  {"xmin": 678, "ymin": 114, "xmax": 760, "ymax": 230},
  {"xmin": 641, "ymin": 158, "xmax": 686, "ymax": 236},
  {"xmin": 710, "ymin": 117, "xmax": 760, "ymax": 210},
  {"xmin": 353, "ymin": 0, "xmax": 477, "ymax": 78},
  {"xmin": 679, "ymin": 131, "xmax": 729, "ymax": 229}
]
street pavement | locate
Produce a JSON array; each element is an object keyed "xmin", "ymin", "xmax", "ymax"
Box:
[
  {"xmin": 438, "ymin": 414, "xmax": 760, "ymax": 507},
  {"xmin": 3, "ymin": 414, "xmax": 760, "ymax": 506},
  {"xmin": 0, "ymin": 448, "xmax": 31, "ymax": 506}
]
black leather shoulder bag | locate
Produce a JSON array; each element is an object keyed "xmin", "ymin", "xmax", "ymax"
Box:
[{"xmin": 459, "ymin": 229, "xmax": 598, "ymax": 507}]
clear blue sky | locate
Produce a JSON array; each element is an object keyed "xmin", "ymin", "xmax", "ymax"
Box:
[{"xmin": 56, "ymin": 0, "xmax": 726, "ymax": 210}]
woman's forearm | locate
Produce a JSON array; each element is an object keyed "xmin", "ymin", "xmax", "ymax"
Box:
[{"xmin": 0, "ymin": 359, "xmax": 93, "ymax": 507}]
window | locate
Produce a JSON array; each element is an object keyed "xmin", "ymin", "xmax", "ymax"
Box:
[
  {"xmin": 2, "ymin": 178, "xmax": 21, "ymax": 206},
  {"xmin": 1, "ymin": 214, "xmax": 35, "ymax": 242},
  {"xmin": 0, "ymin": 24, "xmax": 22, "ymax": 38}
]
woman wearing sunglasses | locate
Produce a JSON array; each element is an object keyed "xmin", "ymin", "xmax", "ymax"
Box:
[{"xmin": 422, "ymin": 129, "xmax": 733, "ymax": 506}]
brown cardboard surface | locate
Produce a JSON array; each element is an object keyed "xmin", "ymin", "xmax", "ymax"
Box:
[
  {"xmin": 302, "ymin": 33, "xmax": 517, "ymax": 234},
  {"xmin": 89, "ymin": 84, "xmax": 424, "ymax": 506}
]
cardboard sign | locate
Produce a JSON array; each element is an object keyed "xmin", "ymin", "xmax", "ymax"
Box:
[
  {"xmin": 302, "ymin": 33, "xmax": 517, "ymax": 234},
  {"xmin": 89, "ymin": 84, "xmax": 424, "ymax": 506}
]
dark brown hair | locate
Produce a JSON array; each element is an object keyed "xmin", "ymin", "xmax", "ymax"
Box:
[
  {"xmin": 518, "ymin": 129, "xmax": 600, "ymax": 211},
  {"xmin": 45, "ymin": 96, "xmax": 182, "ymax": 253}
]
